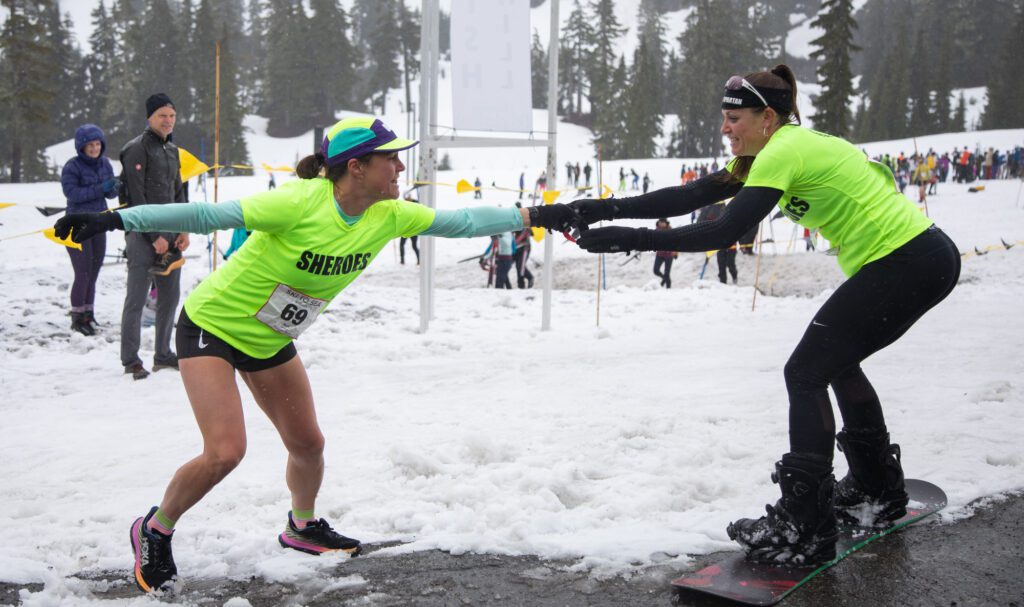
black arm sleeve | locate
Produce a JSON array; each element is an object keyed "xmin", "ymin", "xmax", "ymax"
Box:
[
  {"xmin": 614, "ymin": 170, "xmax": 743, "ymax": 219},
  {"xmin": 647, "ymin": 186, "xmax": 783, "ymax": 252}
]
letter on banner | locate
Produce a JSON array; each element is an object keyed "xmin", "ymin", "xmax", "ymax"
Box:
[{"xmin": 450, "ymin": 0, "xmax": 532, "ymax": 133}]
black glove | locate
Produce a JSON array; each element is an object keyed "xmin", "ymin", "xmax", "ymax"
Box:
[
  {"xmin": 101, "ymin": 177, "xmax": 120, "ymax": 196},
  {"xmin": 54, "ymin": 212, "xmax": 124, "ymax": 243},
  {"xmin": 527, "ymin": 203, "xmax": 581, "ymax": 232},
  {"xmin": 567, "ymin": 198, "xmax": 621, "ymax": 226},
  {"xmin": 576, "ymin": 226, "xmax": 655, "ymax": 254}
]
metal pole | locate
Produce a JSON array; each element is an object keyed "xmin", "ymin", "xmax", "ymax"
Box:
[
  {"xmin": 540, "ymin": 0, "xmax": 559, "ymax": 331},
  {"xmin": 418, "ymin": 0, "xmax": 437, "ymax": 332},
  {"xmin": 212, "ymin": 41, "xmax": 221, "ymax": 271}
]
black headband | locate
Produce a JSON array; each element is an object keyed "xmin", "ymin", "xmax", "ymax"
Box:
[{"xmin": 721, "ymin": 85, "xmax": 793, "ymax": 115}]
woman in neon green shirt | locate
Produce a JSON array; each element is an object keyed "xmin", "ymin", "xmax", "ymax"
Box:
[
  {"xmin": 569, "ymin": 65, "xmax": 961, "ymax": 566},
  {"xmin": 55, "ymin": 116, "xmax": 579, "ymax": 593}
]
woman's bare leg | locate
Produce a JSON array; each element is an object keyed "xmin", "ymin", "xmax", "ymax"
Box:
[
  {"xmin": 240, "ymin": 355, "xmax": 324, "ymax": 513},
  {"xmin": 157, "ymin": 356, "xmax": 246, "ymax": 521}
]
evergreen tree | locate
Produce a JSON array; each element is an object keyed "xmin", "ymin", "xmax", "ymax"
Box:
[
  {"xmin": 42, "ymin": 4, "xmax": 85, "ymax": 138},
  {"xmin": 673, "ymin": 0, "xmax": 756, "ymax": 157},
  {"xmin": 191, "ymin": 0, "xmax": 218, "ymax": 148},
  {"xmin": 621, "ymin": 2, "xmax": 664, "ymax": 158},
  {"xmin": 264, "ymin": 0, "xmax": 317, "ymax": 136},
  {"xmin": 585, "ymin": 0, "xmax": 626, "ymax": 141},
  {"xmin": 931, "ymin": 12, "xmax": 954, "ymax": 133},
  {"xmin": 396, "ymin": 2, "xmax": 419, "ymax": 116},
  {"xmin": 0, "ymin": 0, "xmax": 58, "ymax": 182},
  {"xmin": 215, "ymin": 24, "xmax": 251, "ymax": 171},
  {"xmin": 808, "ymin": 0, "xmax": 859, "ymax": 137},
  {"xmin": 981, "ymin": 5, "xmax": 1024, "ymax": 129},
  {"xmin": 855, "ymin": 11, "xmax": 910, "ymax": 141},
  {"xmin": 101, "ymin": 0, "xmax": 146, "ymax": 147},
  {"xmin": 309, "ymin": 0, "xmax": 358, "ymax": 123},
  {"xmin": 86, "ymin": 2, "xmax": 117, "ymax": 128},
  {"xmin": 593, "ymin": 55, "xmax": 628, "ymax": 158},
  {"xmin": 244, "ymin": 0, "xmax": 267, "ymax": 112},
  {"xmin": 906, "ymin": 27, "xmax": 932, "ymax": 136},
  {"xmin": 352, "ymin": 0, "xmax": 401, "ymax": 113},
  {"xmin": 530, "ymin": 30, "xmax": 548, "ymax": 109},
  {"xmin": 560, "ymin": 0, "xmax": 592, "ymax": 119}
]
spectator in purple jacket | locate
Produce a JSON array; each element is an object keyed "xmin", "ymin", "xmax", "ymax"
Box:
[{"xmin": 60, "ymin": 124, "xmax": 119, "ymax": 335}]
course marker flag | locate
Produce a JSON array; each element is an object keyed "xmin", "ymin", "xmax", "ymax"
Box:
[
  {"xmin": 42, "ymin": 227, "xmax": 81, "ymax": 250},
  {"xmin": 179, "ymin": 147, "xmax": 210, "ymax": 182}
]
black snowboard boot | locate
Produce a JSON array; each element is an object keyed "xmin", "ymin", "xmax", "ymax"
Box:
[
  {"xmin": 727, "ymin": 453, "xmax": 839, "ymax": 566},
  {"xmin": 834, "ymin": 427, "xmax": 909, "ymax": 527},
  {"xmin": 70, "ymin": 312, "xmax": 95, "ymax": 336}
]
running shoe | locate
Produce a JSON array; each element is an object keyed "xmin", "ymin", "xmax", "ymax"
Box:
[
  {"xmin": 130, "ymin": 506, "xmax": 177, "ymax": 593},
  {"xmin": 278, "ymin": 511, "xmax": 362, "ymax": 556}
]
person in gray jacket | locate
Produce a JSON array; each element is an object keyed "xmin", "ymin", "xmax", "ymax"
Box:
[{"xmin": 118, "ymin": 93, "xmax": 190, "ymax": 379}]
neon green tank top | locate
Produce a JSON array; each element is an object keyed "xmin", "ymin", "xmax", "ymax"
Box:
[
  {"xmin": 184, "ymin": 178, "xmax": 434, "ymax": 357},
  {"xmin": 738, "ymin": 125, "xmax": 932, "ymax": 276}
]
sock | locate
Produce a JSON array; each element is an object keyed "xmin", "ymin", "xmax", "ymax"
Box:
[
  {"xmin": 147, "ymin": 508, "xmax": 176, "ymax": 536},
  {"xmin": 291, "ymin": 508, "xmax": 315, "ymax": 530}
]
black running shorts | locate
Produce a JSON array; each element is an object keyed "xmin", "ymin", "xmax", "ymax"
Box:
[{"xmin": 176, "ymin": 308, "xmax": 297, "ymax": 372}]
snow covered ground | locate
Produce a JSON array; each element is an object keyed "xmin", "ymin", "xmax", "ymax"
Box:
[{"xmin": 2, "ymin": 113, "xmax": 1024, "ymax": 606}]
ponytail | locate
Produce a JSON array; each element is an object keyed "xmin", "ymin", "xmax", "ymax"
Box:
[
  {"xmin": 296, "ymin": 151, "xmax": 355, "ymax": 182},
  {"xmin": 295, "ymin": 152, "xmax": 326, "ymax": 179},
  {"xmin": 769, "ymin": 64, "xmax": 801, "ymax": 125}
]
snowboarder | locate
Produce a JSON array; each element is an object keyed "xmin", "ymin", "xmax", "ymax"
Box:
[
  {"xmin": 54, "ymin": 116, "xmax": 580, "ymax": 594},
  {"xmin": 568, "ymin": 65, "xmax": 960, "ymax": 566}
]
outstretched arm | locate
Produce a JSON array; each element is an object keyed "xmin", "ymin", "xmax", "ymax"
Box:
[
  {"xmin": 571, "ymin": 170, "xmax": 743, "ymax": 224},
  {"xmin": 576, "ymin": 186, "xmax": 783, "ymax": 254},
  {"xmin": 54, "ymin": 201, "xmax": 245, "ymax": 243}
]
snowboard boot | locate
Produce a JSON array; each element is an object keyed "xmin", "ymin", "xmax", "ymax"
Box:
[
  {"xmin": 834, "ymin": 427, "xmax": 909, "ymax": 527},
  {"xmin": 70, "ymin": 312, "xmax": 95, "ymax": 336},
  {"xmin": 727, "ymin": 452, "xmax": 839, "ymax": 566},
  {"xmin": 83, "ymin": 310, "xmax": 99, "ymax": 333}
]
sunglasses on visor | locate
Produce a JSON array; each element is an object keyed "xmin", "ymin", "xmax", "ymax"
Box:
[{"xmin": 725, "ymin": 75, "xmax": 769, "ymax": 108}]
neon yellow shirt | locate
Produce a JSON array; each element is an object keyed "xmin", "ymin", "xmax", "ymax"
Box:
[
  {"xmin": 738, "ymin": 125, "xmax": 932, "ymax": 276},
  {"xmin": 184, "ymin": 178, "xmax": 434, "ymax": 357}
]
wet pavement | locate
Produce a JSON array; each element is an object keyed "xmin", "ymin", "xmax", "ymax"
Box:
[{"xmin": 3, "ymin": 493, "xmax": 1021, "ymax": 606}]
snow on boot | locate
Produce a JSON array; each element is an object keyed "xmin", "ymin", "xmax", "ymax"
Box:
[
  {"xmin": 834, "ymin": 427, "xmax": 909, "ymax": 527},
  {"xmin": 727, "ymin": 453, "xmax": 838, "ymax": 566}
]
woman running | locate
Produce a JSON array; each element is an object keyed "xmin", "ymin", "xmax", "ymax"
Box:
[
  {"xmin": 569, "ymin": 65, "xmax": 960, "ymax": 566},
  {"xmin": 55, "ymin": 116, "xmax": 577, "ymax": 592}
]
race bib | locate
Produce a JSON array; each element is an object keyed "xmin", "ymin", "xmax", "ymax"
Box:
[{"xmin": 255, "ymin": 284, "xmax": 327, "ymax": 339}]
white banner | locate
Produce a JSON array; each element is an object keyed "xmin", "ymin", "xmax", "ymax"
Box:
[{"xmin": 450, "ymin": 0, "xmax": 532, "ymax": 133}]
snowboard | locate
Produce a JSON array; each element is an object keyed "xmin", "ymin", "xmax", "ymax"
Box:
[{"xmin": 671, "ymin": 479, "xmax": 946, "ymax": 606}]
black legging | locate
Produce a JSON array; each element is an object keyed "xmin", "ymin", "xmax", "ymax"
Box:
[{"xmin": 784, "ymin": 226, "xmax": 961, "ymax": 457}]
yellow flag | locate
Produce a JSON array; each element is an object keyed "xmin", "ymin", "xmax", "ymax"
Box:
[
  {"xmin": 0, "ymin": 202, "xmax": 15, "ymax": 210},
  {"xmin": 178, "ymin": 147, "xmax": 210, "ymax": 181},
  {"xmin": 542, "ymin": 190, "xmax": 560, "ymax": 204},
  {"xmin": 600, "ymin": 184, "xmax": 613, "ymax": 199},
  {"xmin": 42, "ymin": 227, "xmax": 82, "ymax": 250},
  {"xmin": 531, "ymin": 226, "xmax": 545, "ymax": 242},
  {"xmin": 456, "ymin": 179, "xmax": 478, "ymax": 194}
]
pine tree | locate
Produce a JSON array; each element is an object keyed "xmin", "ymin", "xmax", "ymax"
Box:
[
  {"xmin": 42, "ymin": 4, "xmax": 85, "ymax": 138},
  {"xmin": 86, "ymin": 2, "xmax": 116, "ymax": 127},
  {"xmin": 585, "ymin": 0, "xmax": 626, "ymax": 141},
  {"xmin": 352, "ymin": 0, "xmax": 401, "ymax": 113},
  {"xmin": 396, "ymin": 2, "xmax": 419, "ymax": 116},
  {"xmin": 0, "ymin": 0, "xmax": 58, "ymax": 182},
  {"xmin": 101, "ymin": 0, "xmax": 146, "ymax": 147},
  {"xmin": 215, "ymin": 24, "xmax": 251, "ymax": 171},
  {"xmin": 560, "ymin": 0, "xmax": 593, "ymax": 119},
  {"xmin": 808, "ymin": 0, "xmax": 859, "ymax": 137},
  {"xmin": 244, "ymin": 0, "xmax": 267, "ymax": 112},
  {"xmin": 855, "ymin": 12, "xmax": 910, "ymax": 141},
  {"xmin": 673, "ymin": 0, "xmax": 755, "ymax": 157},
  {"xmin": 593, "ymin": 55, "xmax": 628, "ymax": 158},
  {"xmin": 906, "ymin": 28, "xmax": 933, "ymax": 136},
  {"xmin": 530, "ymin": 30, "xmax": 548, "ymax": 109},
  {"xmin": 981, "ymin": 5, "xmax": 1024, "ymax": 129},
  {"xmin": 621, "ymin": 2, "xmax": 664, "ymax": 158},
  {"xmin": 951, "ymin": 92, "xmax": 967, "ymax": 132},
  {"xmin": 264, "ymin": 0, "xmax": 317, "ymax": 136},
  {"xmin": 309, "ymin": 0, "xmax": 358, "ymax": 122}
]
